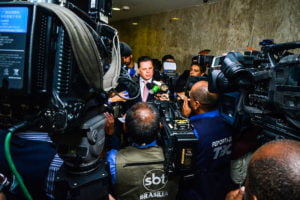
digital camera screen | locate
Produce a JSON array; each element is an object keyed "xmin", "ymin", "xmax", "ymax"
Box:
[
  {"xmin": 0, "ymin": 6, "xmax": 29, "ymax": 90},
  {"xmin": 0, "ymin": 7, "xmax": 28, "ymax": 33},
  {"xmin": 163, "ymin": 61, "xmax": 177, "ymax": 71}
]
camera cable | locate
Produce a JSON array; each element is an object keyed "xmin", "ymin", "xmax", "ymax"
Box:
[{"xmin": 4, "ymin": 121, "xmax": 34, "ymax": 200}]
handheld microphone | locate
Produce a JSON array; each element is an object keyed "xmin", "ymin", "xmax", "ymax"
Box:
[
  {"xmin": 153, "ymin": 80, "xmax": 169, "ymax": 92},
  {"xmin": 146, "ymin": 82, "xmax": 159, "ymax": 94},
  {"xmin": 146, "ymin": 81, "xmax": 169, "ymax": 94}
]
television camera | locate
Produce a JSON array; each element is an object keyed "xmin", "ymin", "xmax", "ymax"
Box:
[
  {"xmin": 192, "ymin": 54, "xmax": 214, "ymax": 69},
  {"xmin": 208, "ymin": 41, "xmax": 300, "ymax": 142},
  {"xmin": 0, "ymin": 0, "xmax": 120, "ymax": 199},
  {"xmin": 152, "ymin": 100, "xmax": 198, "ymax": 177}
]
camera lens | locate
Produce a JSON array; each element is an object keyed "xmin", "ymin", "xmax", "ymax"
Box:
[
  {"xmin": 222, "ymin": 52, "xmax": 253, "ymax": 80},
  {"xmin": 208, "ymin": 69, "xmax": 237, "ymax": 93}
]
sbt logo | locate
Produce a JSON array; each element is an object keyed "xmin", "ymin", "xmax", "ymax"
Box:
[{"xmin": 143, "ymin": 169, "xmax": 168, "ymax": 191}]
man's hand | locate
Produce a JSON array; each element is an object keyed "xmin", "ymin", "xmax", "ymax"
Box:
[
  {"xmin": 182, "ymin": 96, "xmax": 191, "ymax": 117},
  {"xmin": 104, "ymin": 112, "xmax": 115, "ymax": 135},
  {"xmin": 225, "ymin": 187, "xmax": 245, "ymax": 200},
  {"xmin": 155, "ymin": 93, "xmax": 169, "ymax": 101},
  {"xmin": 109, "ymin": 91, "xmax": 128, "ymax": 103},
  {"xmin": 0, "ymin": 192, "xmax": 6, "ymax": 200},
  {"xmin": 108, "ymin": 194, "xmax": 116, "ymax": 200}
]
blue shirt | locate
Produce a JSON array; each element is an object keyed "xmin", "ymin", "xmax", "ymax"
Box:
[
  {"xmin": 179, "ymin": 109, "xmax": 233, "ymax": 200},
  {"xmin": 190, "ymin": 109, "xmax": 220, "ymax": 139}
]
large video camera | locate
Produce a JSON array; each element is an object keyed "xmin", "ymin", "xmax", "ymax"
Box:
[
  {"xmin": 152, "ymin": 100, "xmax": 198, "ymax": 176},
  {"xmin": 0, "ymin": 0, "xmax": 116, "ymax": 131},
  {"xmin": 0, "ymin": 0, "xmax": 118, "ymax": 199},
  {"xmin": 208, "ymin": 41, "xmax": 300, "ymax": 141}
]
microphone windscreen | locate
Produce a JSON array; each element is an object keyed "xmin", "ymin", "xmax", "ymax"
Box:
[
  {"xmin": 146, "ymin": 82, "xmax": 153, "ymax": 89},
  {"xmin": 146, "ymin": 82, "xmax": 154, "ymax": 94}
]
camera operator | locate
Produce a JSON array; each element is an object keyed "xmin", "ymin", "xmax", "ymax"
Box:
[
  {"xmin": 225, "ymin": 139, "xmax": 300, "ymax": 200},
  {"xmin": 162, "ymin": 54, "xmax": 176, "ymax": 63},
  {"xmin": 175, "ymin": 62, "xmax": 208, "ymax": 104},
  {"xmin": 189, "ymin": 63, "xmax": 207, "ymax": 77},
  {"xmin": 0, "ymin": 112, "xmax": 115, "ymax": 200},
  {"xmin": 120, "ymin": 42, "xmax": 138, "ymax": 78},
  {"xmin": 177, "ymin": 80, "xmax": 234, "ymax": 200},
  {"xmin": 106, "ymin": 102, "xmax": 178, "ymax": 200},
  {"xmin": 0, "ymin": 129, "xmax": 62, "ymax": 200}
]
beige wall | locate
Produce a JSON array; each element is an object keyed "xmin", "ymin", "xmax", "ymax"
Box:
[{"xmin": 110, "ymin": 0, "xmax": 300, "ymax": 73}]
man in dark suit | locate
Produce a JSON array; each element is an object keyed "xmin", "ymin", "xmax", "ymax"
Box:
[{"xmin": 136, "ymin": 56, "xmax": 157, "ymax": 102}]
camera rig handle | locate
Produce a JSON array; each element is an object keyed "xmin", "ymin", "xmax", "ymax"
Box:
[{"xmin": 262, "ymin": 41, "xmax": 300, "ymax": 67}]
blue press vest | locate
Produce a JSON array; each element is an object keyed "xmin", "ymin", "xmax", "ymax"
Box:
[{"xmin": 178, "ymin": 110, "xmax": 234, "ymax": 200}]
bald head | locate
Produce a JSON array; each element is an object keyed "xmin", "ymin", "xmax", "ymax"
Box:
[
  {"xmin": 245, "ymin": 139, "xmax": 300, "ymax": 200},
  {"xmin": 125, "ymin": 102, "xmax": 159, "ymax": 145},
  {"xmin": 190, "ymin": 81, "xmax": 219, "ymax": 113},
  {"xmin": 251, "ymin": 139, "xmax": 300, "ymax": 164}
]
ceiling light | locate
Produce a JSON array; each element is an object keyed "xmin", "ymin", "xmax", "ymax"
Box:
[
  {"xmin": 170, "ymin": 17, "xmax": 180, "ymax": 21},
  {"xmin": 112, "ymin": 7, "xmax": 121, "ymax": 11},
  {"xmin": 132, "ymin": 22, "xmax": 139, "ymax": 26},
  {"xmin": 122, "ymin": 6, "xmax": 131, "ymax": 11}
]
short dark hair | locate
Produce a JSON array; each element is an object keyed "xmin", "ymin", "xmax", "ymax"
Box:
[
  {"xmin": 162, "ymin": 54, "xmax": 175, "ymax": 62},
  {"xmin": 120, "ymin": 42, "xmax": 132, "ymax": 57},
  {"xmin": 125, "ymin": 102, "xmax": 159, "ymax": 145},
  {"xmin": 137, "ymin": 56, "xmax": 153, "ymax": 68},
  {"xmin": 191, "ymin": 63, "xmax": 206, "ymax": 73},
  {"xmin": 246, "ymin": 140, "xmax": 300, "ymax": 200}
]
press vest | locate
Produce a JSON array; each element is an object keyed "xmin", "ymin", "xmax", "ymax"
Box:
[
  {"xmin": 180, "ymin": 110, "xmax": 233, "ymax": 200},
  {"xmin": 115, "ymin": 146, "xmax": 178, "ymax": 200}
]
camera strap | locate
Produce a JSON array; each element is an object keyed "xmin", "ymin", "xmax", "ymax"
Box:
[{"xmin": 38, "ymin": 3, "xmax": 104, "ymax": 90}]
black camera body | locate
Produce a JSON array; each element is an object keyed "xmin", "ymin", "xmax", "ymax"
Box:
[
  {"xmin": 0, "ymin": 1, "xmax": 114, "ymax": 132},
  {"xmin": 208, "ymin": 41, "xmax": 300, "ymax": 141},
  {"xmin": 152, "ymin": 100, "xmax": 198, "ymax": 176},
  {"xmin": 0, "ymin": 1, "xmax": 115, "ymax": 199}
]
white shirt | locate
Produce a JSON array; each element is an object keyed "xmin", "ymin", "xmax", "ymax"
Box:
[{"xmin": 139, "ymin": 77, "xmax": 152, "ymax": 98}]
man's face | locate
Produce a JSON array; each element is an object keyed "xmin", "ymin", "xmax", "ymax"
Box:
[
  {"xmin": 190, "ymin": 64, "xmax": 202, "ymax": 77},
  {"xmin": 139, "ymin": 60, "xmax": 154, "ymax": 81},
  {"xmin": 189, "ymin": 95, "xmax": 198, "ymax": 113},
  {"xmin": 122, "ymin": 55, "xmax": 132, "ymax": 66}
]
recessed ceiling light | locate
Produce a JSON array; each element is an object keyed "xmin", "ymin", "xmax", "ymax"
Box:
[
  {"xmin": 122, "ymin": 5, "xmax": 131, "ymax": 11},
  {"xmin": 132, "ymin": 22, "xmax": 139, "ymax": 26},
  {"xmin": 170, "ymin": 17, "xmax": 180, "ymax": 21},
  {"xmin": 112, "ymin": 7, "xmax": 121, "ymax": 11}
]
